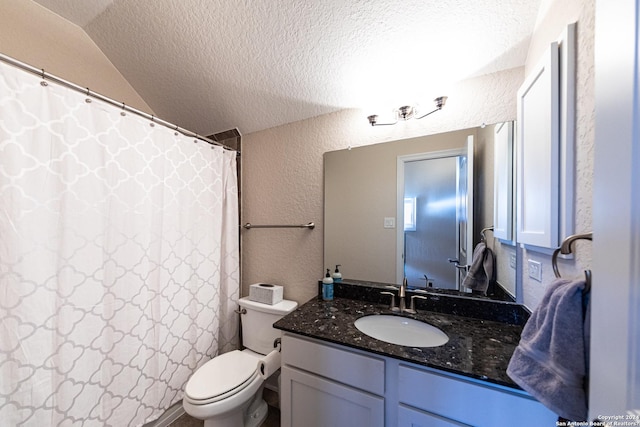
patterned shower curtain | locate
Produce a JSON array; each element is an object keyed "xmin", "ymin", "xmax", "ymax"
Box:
[{"xmin": 0, "ymin": 60, "xmax": 240, "ymax": 426}]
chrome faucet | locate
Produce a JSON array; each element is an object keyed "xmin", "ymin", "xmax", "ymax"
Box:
[
  {"xmin": 398, "ymin": 277, "xmax": 408, "ymax": 312},
  {"xmin": 380, "ymin": 278, "xmax": 416, "ymax": 313}
]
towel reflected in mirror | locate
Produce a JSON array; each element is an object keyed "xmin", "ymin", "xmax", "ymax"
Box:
[{"xmin": 462, "ymin": 242, "xmax": 496, "ymax": 295}]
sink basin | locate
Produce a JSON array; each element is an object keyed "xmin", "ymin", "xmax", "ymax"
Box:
[{"xmin": 354, "ymin": 315, "xmax": 449, "ymax": 347}]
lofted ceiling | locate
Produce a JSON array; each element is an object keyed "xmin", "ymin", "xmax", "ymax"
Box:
[{"xmin": 32, "ymin": 0, "xmax": 543, "ymax": 136}]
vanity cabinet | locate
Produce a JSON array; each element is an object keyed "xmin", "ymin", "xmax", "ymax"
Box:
[
  {"xmin": 280, "ymin": 332, "xmax": 556, "ymax": 427},
  {"xmin": 280, "ymin": 333, "xmax": 385, "ymax": 427}
]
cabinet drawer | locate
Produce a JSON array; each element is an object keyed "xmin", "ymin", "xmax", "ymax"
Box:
[
  {"xmin": 398, "ymin": 404, "xmax": 471, "ymax": 427},
  {"xmin": 282, "ymin": 333, "xmax": 385, "ymax": 395},
  {"xmin": 398, "ymin": 364, "xmax": 557, "ymax": 427}
]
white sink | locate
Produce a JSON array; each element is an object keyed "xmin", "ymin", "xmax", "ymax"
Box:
[{"xmin": 354, "ymin": 315, "xmax": 449, "ymax": 347}]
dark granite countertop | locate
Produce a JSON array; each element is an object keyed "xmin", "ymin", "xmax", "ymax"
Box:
[{"xmin": 274, "ymin": 295, "xmax": 524, "ymax": 389}]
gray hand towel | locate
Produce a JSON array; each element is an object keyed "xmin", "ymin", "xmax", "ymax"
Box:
[
  {"xmin": 462, "ymin": 242, "xmax": 494, "ymax": 293},
  {"xmin": 507, "ymin": 278, "xmax": 589, "ymax": 421}
]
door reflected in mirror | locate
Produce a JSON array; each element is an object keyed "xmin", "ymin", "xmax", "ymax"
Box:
[
  {"xmin": 399, "ymin": 151, "xmax": 469, "ymax": 290},
  {"xmin": 324, "ymin": 123, "xmax": 516, "ymax": 302}
]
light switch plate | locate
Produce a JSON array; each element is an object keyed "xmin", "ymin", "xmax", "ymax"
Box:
[
  {"xmin": 528, "ymin": 259, "xmax": 542, "ymax": 282},
  {"xmin": 383, "ymin": 217, "xmax": 395, "ymax": 229},
  {"xmin": 510, "ymin": 253, "xmax": 517, "ymax": 269}
]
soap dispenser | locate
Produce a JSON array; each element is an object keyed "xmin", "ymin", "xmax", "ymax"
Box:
[
  {"xmin": 332, "ymin": 265, "xmax": 342, "ymax": 283},
  {"xmin": 322, "ymin": 268, "xmax": 334, "ymax": 301}
]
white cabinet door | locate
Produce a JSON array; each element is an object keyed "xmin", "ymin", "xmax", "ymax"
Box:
[
  {"xmin": 493, "ymin": 121, "xmax": 515, "ymax": 242},
  {"xmin": 515, "ymin": 24, "xmax": 576, "ymax": 250},
  {"xmin": 280, "ymin": 366, "xmax": 384, "ymax": 427},
  {"xmin": 398, "ymin": 404, "xmax": 471, "ymax": 427},
  {"xmin": 516, "ymin": 42, "xmax": 560, "ymax": 248}
]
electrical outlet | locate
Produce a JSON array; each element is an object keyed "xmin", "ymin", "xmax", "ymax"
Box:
[
  {"xmin": 510, "ymin": 253, "xmax": 516, "ymax": 269},
  {"xmin": 528, "ymin": 259, "xmax": 542, "ymax": 282}
]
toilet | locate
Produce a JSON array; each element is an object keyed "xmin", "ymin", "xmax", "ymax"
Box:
[{"xmin": 183, "ymin": 296, "xmax": 298, "ymax": 427}]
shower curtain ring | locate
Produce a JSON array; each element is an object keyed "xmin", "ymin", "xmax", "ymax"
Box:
[
  {"xmin": 40, "ymin": 69, "xmax": 48, "ymax": 86},
  {"xmin": 174, "ymin": 125, "xmax": 179, "ymax": 136},
  {"xmin": 85, "ymin": 88, "xmax": 92, "ymax": 103},
  {"xmin": 150, "ymin": 115, "xmax": 155, "ymax": 127},
  {"xmin": 120, "ymin": 103, "xmax": 126, "ymax": 116}
]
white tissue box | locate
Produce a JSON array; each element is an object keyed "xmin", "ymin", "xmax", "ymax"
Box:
[{"xmin": 249, "ymin": 283, "xmax": 283, "ymax": 305}]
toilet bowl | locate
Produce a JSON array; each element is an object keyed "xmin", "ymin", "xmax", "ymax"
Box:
[
  {"xmin": 183, "ymin": 350, "xmax": 267, "ymax": 427},
  {"xmin": 183, "ymin": 297, "xmax": 297, "ymax": 427}
]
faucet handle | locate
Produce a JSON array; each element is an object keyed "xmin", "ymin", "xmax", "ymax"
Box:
[
  {"xmin": 407, "ymin": 295, "xmax": 428, "ymax": 313},
  {"xmin": 380, "ymin": 291, "xmax": 399, "ymax": 312}
]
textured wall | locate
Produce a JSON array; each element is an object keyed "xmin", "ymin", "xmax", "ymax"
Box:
[
  {"xmin": 242, "ymin": 68, "xmax": 523, "ymax": 304},
  {"xmin": 0, "ymin": 0, "xmax": 152, "ymax": 113},
  {"xmin": 520, "ymin": 0, "xmax": 595, "ymax": 310}
]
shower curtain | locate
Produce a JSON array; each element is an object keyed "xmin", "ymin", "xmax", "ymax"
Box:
[{"xmin": 0, "ymin": 60, "xmax": 240, "ymax": 426}]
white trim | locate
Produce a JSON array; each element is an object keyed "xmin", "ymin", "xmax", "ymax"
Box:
[
  {"xmin": 558, "ymin": 23, "xmax": 577, "ymax": 241},
  {"xmin": 143, "ymin": 401, "xmax": 186, "ymax": 427},
  {"xmin": 466, "ymin": 135, "xmax": 475, "ymax": 267},
  {"xmin": 590, "ymin": 0, "xmax": 640, "ymax": 418},
  {"xmin": 493, "ymin": 121, "xmax": 515, "ymax": 243}
]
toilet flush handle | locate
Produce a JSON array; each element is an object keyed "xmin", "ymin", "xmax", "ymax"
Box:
[{"xmin": 234, "ymin": 308, "xmax": 247, "ymax": 315}]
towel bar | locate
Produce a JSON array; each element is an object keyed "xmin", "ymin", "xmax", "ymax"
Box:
[
  {"xmin": 242, "ymin": 222, "xmax": 315, "ymax": 230},
  {"xmin": 552, "ymin": 232, "xmax": 593, "ymax": 292},
  {"xmin": 480, "ymin": 226, "xmax": 494, "ymax": 242}
]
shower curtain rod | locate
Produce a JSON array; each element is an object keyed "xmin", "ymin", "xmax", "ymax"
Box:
[{"xmin": 0, "ymin": 52, "xmax": 236, "ymax": 152}]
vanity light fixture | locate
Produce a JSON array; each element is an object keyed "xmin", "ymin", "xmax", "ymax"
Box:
[{"xmin": 367, "ymin": 96, "xmax": 448, "ymax": 126}]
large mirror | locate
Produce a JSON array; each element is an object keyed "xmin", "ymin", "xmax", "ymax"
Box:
[{"xmin": 324, "ymin": 123, "xmax": 517, "ymax": 301}]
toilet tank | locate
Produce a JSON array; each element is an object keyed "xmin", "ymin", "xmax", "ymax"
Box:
[{"xmin": 238, "ymin": 297, "xmax": 298, "ymax": 355}]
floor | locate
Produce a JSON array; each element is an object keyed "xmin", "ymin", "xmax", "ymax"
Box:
[{"xmin": 170, "ymin": 388, "xmax": 280, "ymax": 427}]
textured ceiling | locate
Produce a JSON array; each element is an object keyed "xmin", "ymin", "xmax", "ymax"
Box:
[{"xmin": 32, "ymin": 0, "xmax": 542, "ymax": 135}]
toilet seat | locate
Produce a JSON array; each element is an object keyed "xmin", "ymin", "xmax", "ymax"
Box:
[{"xmin": 185, "ymin": 350, "xmax": 260, "ymax": 405}]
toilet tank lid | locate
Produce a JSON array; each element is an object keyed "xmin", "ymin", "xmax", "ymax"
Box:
[{"xmin": 238, "ymin": 297, "xmax": 298, "ymax": 315}]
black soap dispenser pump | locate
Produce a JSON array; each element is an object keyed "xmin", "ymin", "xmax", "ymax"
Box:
[
  {"xmin": 322, "ymin": 268, "xmax": 334, "ymax": 301},
  {"xmin": 332, "ymin": 265, "xmax": 342, "ymax": 283}
]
